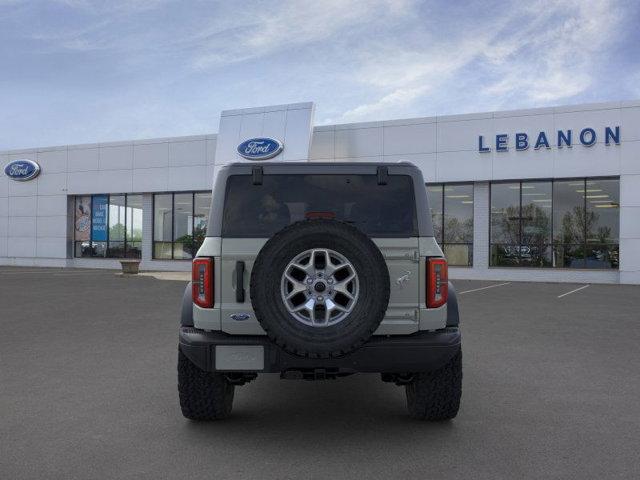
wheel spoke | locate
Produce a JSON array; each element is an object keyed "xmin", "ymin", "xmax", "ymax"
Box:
[
  {"xmin": 310, "ymin": 250, "xmax": 319, "ymax": 269},
  {"xmin": 291, "ymin": 298, "xmax": 314, "ymax": 313},
  {"xmin": 286, "ymin": 285, "xmax": 307, "ymax": 299},
  {"xmin": 285, "ymin": 272, "xmax": 305, "ymax": 286},
  {"xmin": 291, "ymin": 262, "xmax": 314, "ymax": 276},
  {"xmin": 304, "ymin": 298, "xmax": 315, "ymax": 315},
  {"xmin": 325, "ymin": 262, "xmax": 349, "ymax": 277},
  {"xmin": 284, "ymin": 272, "xmax": 309, "ymax": 300},
  {"xmin": 325, "ymin": 298, "xmax": 348, "ymax": 313},
  {"xmin": 333, "ymin": 274, "xmax": 356, "ymax": 299}
]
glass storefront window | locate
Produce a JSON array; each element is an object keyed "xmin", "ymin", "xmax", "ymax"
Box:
[
  {"xmin": 427, "ymin": 185, "xmax": 443, "ymax": 243},
  {"xmin": 490, "ymin": 182, "xmax": 520, "ymax": 267},
  {"xmin": 491, "ymin": 178, "xmax": 619, "ymax": 269},
  {"xmin": 173, "ymin": 193, "xmax": 194, "ymax": 259},
  {"xmin": 152, "ymin": 192, "xmax": 211, "ymax": 259},
  {"xmin": 74, "ymin": 196, "xmax": 92, "ymax": 257},
  {"xmin": 427, "ymin": 183, "xmax": 473, "ymax": 266},
  {"xmin": 153, "ymin": 194, "xmax": 172, "ymax": 259},
  {"xmin": 586, "ymin": 179, "xmax": 619, "ymax": 243},
  {"xmin": 73, "ymin": 193, "xmax": 143, "ymax": 259},
  {"xmin": 585, "ymin": 178, "xmax": 619, "ymax": 269},
  {"xmin": 126, "ymin": 195, "xmax": 143, "ymax": 258},
  {"xmin": 194, "ymin": 192, "xmax": 211, "ymax": 253},
  {"xmin": 108, "ymin": 195, "xmax": 126, "ymax": 258},
  {"xmin": 520, "ymin": 181, "xmax": 552, "ymax": 267},
  {"xmin": 553, "ymin": 180, "xmax": 586, "ymax": 268}
]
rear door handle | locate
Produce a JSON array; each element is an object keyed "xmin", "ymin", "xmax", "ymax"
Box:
[{"xmin": 236, "ymin": 261, "xmax": 245, "ymax": 303}]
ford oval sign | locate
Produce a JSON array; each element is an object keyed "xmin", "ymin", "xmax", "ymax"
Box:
[
  {"xmin": 4, "ymin": 159, "xmax": 41, "ymax": 181},
  {"xmin": 237, "ymin": 137, "xmax": 283, "ymax": 160}
]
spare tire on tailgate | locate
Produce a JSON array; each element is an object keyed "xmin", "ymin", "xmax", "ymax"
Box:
[{"xmin": 250, "ymin": 219, "xmax": 390, "ymax": 358}]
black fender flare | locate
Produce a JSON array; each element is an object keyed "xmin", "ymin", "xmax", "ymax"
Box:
[
  {"xmin": 446, "ymin": 281, "xmax": 460, "ymax": 327},
  {"xmin": 180, "ymin": 282, "xmax": 194, "ymax": 327}
]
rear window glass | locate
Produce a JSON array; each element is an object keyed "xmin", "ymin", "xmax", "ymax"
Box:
[{"xmin": 222, "ymin": 174, "xmax": 417, "ymax": 237}]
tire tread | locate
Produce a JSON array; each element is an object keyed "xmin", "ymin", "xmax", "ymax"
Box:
[
  {"xmin": 406, "ymin": 349, "xmax": 462, "ymax": 421},
  {"xmin": 178, "ymin": 349, "xmax": 234, "ymax": 421}
]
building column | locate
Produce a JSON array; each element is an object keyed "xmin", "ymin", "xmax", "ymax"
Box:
[
  {"xmin": 142, "ymin": 193, "xmax": 153, "ymax": 263},
  {"xmin": 473, "ymin": 182, "xmax": 490, "ymax": 271},
  {"xmin": 619, "ymin": 174, "xmax": 640, "ymax": 284}
]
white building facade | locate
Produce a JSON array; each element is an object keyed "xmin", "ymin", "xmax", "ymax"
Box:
[{"xmin": 1, "ymin": 100, "xmax": 639, "ymax": 284}]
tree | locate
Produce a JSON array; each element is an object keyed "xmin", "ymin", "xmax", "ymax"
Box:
[
  {"xmin": 493, "ymin": 203, "xmax": 551, "ymax": 266},
  {"xmin": 109, "ymin": 223, "xmax": 125, "ymax": 241},
  {"xmin": 557, "ymin": 205, "xmax": 607, "ymax": 244}
]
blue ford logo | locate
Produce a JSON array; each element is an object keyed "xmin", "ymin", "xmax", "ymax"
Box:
[
  {"xmin": 4, "ymin": 159, "xmax": 41, "ymax": 181},
  {"xmin": 237, "ymin": 137, "xmax": 283, "ymax": 160}
]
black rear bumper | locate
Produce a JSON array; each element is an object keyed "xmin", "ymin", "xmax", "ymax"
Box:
[{"xmin": 179, "ymin": 327, "xmax": 461, "ymax": 374}]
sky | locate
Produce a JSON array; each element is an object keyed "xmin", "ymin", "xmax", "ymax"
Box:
[{"xmin": 1, "ymin": 0, "xmax": 639, "ymax": 150}]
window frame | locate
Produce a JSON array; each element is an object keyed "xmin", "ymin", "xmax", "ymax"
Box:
[
  {"xmin": 489, "ymin": 179, "xmax": 553, "ymax": 268},
  {"xmin": 152, "ymin": 191, "xmax": 211, "ymax": 260},
  {"xmin": 426, "ymin": 182, "xmax": 474, "ymax": 267},
  {"xmin": 73, "ymin": 193, "xmax": 143, "ymax": 259},
  {"xmin": 489, "ymin": 176, "xmax": 620, "ymax": 269}
]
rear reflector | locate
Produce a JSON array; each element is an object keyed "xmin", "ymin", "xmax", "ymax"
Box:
[
  {"xmin": 427, "ymin": 258, "xmax": 448, "ymax": 308},
  {"xmin": 192, "ymin": 258, "xmax": 214, "ymax": 308}
]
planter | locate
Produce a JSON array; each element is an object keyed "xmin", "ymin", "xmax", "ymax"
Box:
[{"xmin": 119, "ymin": 259, "xmax": 141, "ymax": 274}]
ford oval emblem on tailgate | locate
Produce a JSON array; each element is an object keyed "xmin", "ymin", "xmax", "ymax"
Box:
[{"xmin": 230, "ymin": 313, "xmax": 251, "ymax": 321}]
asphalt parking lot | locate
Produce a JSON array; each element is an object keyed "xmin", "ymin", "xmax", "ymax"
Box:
[{"xmin": 1, "ymin": 268, "xmax": 639, "ymax": 480}]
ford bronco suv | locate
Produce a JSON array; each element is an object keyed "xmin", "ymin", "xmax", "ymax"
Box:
[{"xmin": 178, "ymin": 162, "xmax": 462, "ymax": 420}]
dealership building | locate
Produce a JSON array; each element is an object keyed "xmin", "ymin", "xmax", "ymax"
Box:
[{"xmin": 1, "ymin": 100, "xmax": 639, "ymax": 284}]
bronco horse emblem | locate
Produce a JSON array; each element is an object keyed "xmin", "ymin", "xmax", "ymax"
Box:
[{"xmin": 396, "ymin": 270, "xmax": 412, "ymax": 288}]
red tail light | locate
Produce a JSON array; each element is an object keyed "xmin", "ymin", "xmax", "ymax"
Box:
[
  {"xmin": 427, "ymin": 258, "xmax": 448, "ymax": 308},
  {"xmin": 192, "ymin": 258, "xmax": 214, "ymax": 308}
]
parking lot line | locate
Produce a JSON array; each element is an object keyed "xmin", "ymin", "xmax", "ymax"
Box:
[
  {"xmin": 0, "ymin": 269, "xmax": 54, "ymax": 273},
  {"xmin": 557, "ymin": 284, "xmax": 590, "ymax": 298},
  {"xmin": 51, "ymin": 273, "xmax": 114, "ymax": 276},
  {"xmin": 458, "ymin": 282, "xmax": 511, "ymax": 295},
  {"xmin": 0, "ymin": 270, "xmax": 114, "ymax": 276}
]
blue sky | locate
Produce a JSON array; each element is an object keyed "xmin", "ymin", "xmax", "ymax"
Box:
[{"xmin": 1, "ymin": 0, "xmax": 639, "ymax": 150}]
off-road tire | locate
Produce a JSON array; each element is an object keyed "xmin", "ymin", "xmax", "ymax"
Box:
[
  {"xmin": 250, "ymin": 219, "xmax": 390, "ymax": 359},
  {"xmin": 178, "ymin": 349, "xmax": 234, "ymax": 420},
  {"xmin": 405, "ymin": 348, "xmax": 462, "ymax": 420}
]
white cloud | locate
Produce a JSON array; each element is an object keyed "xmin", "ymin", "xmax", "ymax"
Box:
[
  {"xmin": 190, "ymin": 0, "xmax": 414, "ymax": 69},
  {"xmin": 339, "ymin": 85, "xmax": 429, "ymax": 121},
  {"xmin": 481, "ymin": 0, "xmax": 621, "ymax": 105},
  {"xmin": 338, "ymin": 35, "xmax": 493, "ymax": 121},
  {"xmin": 0, "ymin": 0, "xmax": 634, "ymax": 149},
  {"xmin": 335, "ymin": 0, "xmax": 625, "ymax": 122},
  {"xmin": 52, "ymin": 0, "xmax": 172, "ymax": 13}
]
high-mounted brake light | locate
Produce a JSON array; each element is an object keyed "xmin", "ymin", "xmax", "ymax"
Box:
[
  {"xmin": 192, "ymin": 258, "xmax": 214, "ymax": 308},
  {"xmin": 427, "ymin": 258, "xmax": 448, "ymax": 308},
  {"xmin": 305, "ymin": 211, "xmax": 336, "ymax": 220}
]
